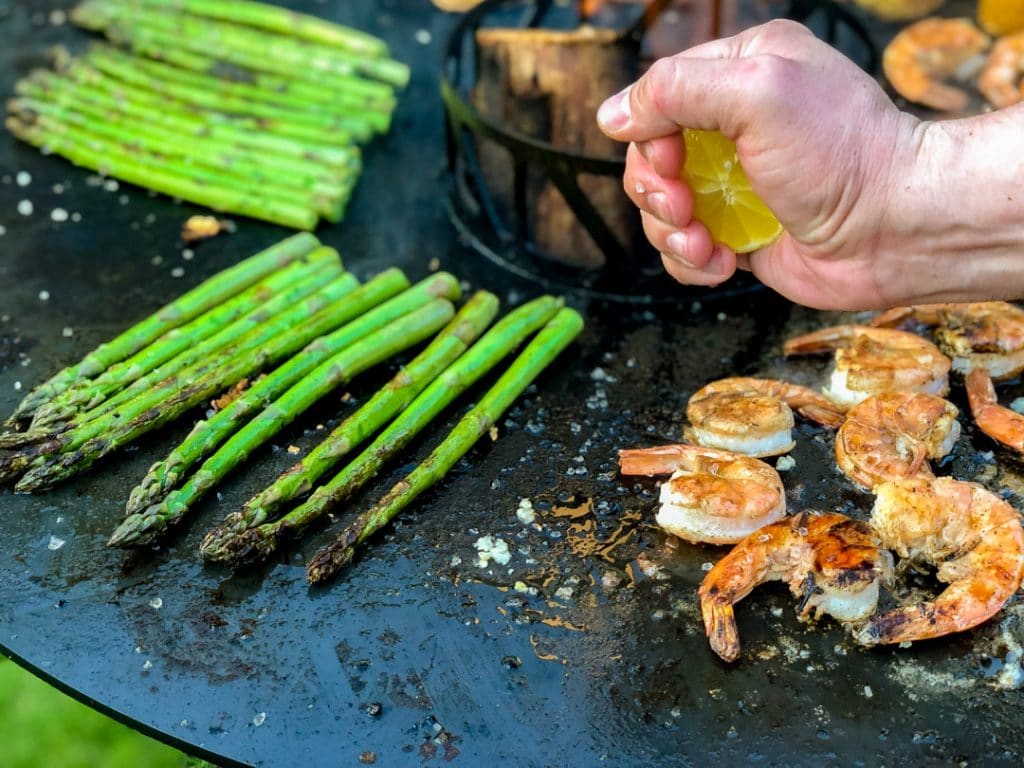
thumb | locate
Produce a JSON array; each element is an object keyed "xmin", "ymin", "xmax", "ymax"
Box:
[{"xmin": 597, "ymin": 37, "xmax": 754, "ymax": 141}]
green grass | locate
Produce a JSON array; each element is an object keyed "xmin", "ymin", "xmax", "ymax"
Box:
[{"xmin": 0, "ymin": 657, "xmax": 202, "ymax": 768}]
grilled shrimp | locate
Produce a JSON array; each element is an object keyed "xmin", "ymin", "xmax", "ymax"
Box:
[
  {"xmin": 882, "ymin": 17, "xmax": 990, "ymax": 111},
  {"xmin": 618, "ymin": 443, "xmax": 786, "ymax": 545},
  {"xmin": 853, "ymin": 477, "xmax": 1024, "ymax": 646},
  {"xmin": 871, "ymin": 301, "xmax": 1024, "ymax": 379},
  {"xmin": 685, "ymin": 377, "xmax": 846, "ymax": 458},
  {"xmin": 965, "ymin": 367, "xmax": 1024, "ymax": 453},
  {"xmin": 979, "ymin": 31, "xmax": 1024, "ymax": 108},
  {"xmin": 836, "ymin": 391, "xmax": 960, "ymax": 490},
  {"xmin": 784, "ymin": 325, "xmax": 951, "ymax": 407},
  {"xmin": 699, "ymin": 512, "xmax": 893, "ymax": 662}
]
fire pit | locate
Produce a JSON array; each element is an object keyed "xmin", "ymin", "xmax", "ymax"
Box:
[{"xmin": 440, "ymin": 0, "xmax": 879, "ymax": 302}]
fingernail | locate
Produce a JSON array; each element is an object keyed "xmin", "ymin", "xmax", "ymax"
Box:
[
  {"xmin": 597, "ymin": 87, "xmax": 631, "ymax": 132},
  {"xmin": 647, "ymin": 192, "xmax": 669, "ymax": 221},
  {"xmin": 664, "ymin": 232, "xmax": 695, "ymax": 267}
]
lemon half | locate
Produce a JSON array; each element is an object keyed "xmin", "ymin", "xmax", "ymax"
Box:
[{"xmin": 680, "ymin": 129, "xmax": 782, "ymax": 254}]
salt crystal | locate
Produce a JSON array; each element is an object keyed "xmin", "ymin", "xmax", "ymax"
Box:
[
  {"xmin": 0, "ymin": 225, "xmax": 6, "ymax": 236},
  {"xmin": 253, "ymin": 712, "xmax": 266, "ymax": 727},
  {"xmin": 182, "ymin": 249, "xmax": 194, "ymax": 261},
  {"xmin": 49, "ymin": 9, "xmax": 66, "ymax": 25},
  {"xmin": 38, "ymin": 290, "xmax": 50, "ymax": 301},
  {"xmin": 50, "ymin": 208, "xmax": 68, "ymax": 222},
  {"xmin": 701, "ymin": 561, "xmax": 713, "ymax": 572},
  {"xmin": 142, "ymin": 660, "xmax": 153, "ymax": 670},
  {"xmin": 52, "ymin": 183, "xmax": 64, "ymax": 194},
  {"xmin": 47, "ymin": 535, "xmax": 65, "ymax": 551},
  {"xmin": 149, "ymin": 597, "xmax": 163, "ymax": 609},
  {"xmin": 516, "ymin": 498, "xmax": 535, "ymax": 526},
  {"xmin": 103, "ymin": 179, "xmax": 119, "ymax": 192},
  {"xmin": 863, "ymin": 685, "xmax": 873, "ymax": 698},
  {"xmin": 17, "ymin": 200, "xmax": 33, "ymax": 216},
  {"xmin": 414, "ymin": 28, "xmax": 431, "ymax": 45},
  {"xmin": 171, "ymin": 267, "xmax": 185, "ymax": 278},
  {"xmin": 13, "ymin": 381, "xmax": 21, "ymax": 391},
  {"xmin": 70, "ymin": 212, "xmax": 81, "ymax": 222},
  {"xmin": 776, "ymin": 456, "xmax": 796, "ymax": 472},
  {"xmin": 62, "ymin": 327, "xmax": 73, "ymax": 337},
  {"xmin": 15, "ymin": 171, "xmax": 31, "ymax": 187}
]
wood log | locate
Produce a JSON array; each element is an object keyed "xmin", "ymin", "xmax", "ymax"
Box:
[{"xmin": 472, "ymin": 25, "xmax": 641, "ymax": 269}]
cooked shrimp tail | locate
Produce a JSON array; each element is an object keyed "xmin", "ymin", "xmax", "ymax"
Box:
[
  {"xmin": 702, "ymin": 597, "xmax": 742, "ymax": 663},
  {"xmin": 966, "ymin": 367, "xmax": 1024, "ymax": 452}
]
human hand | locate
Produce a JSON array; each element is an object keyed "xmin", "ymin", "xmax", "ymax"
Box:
[{"xmin": 597, "ymin": 20, "xmax": 922, "ymax": 310}]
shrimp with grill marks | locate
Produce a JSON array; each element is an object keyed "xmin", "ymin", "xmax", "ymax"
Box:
[
  {"xmin": 882, "ymin": 17, "xmax": 990, "ymax": 111},
  {"xmin": 618, "ymin": 443, "xmax": 785, "ymax": 545},
  {"xmin": 871, "ymin": 301, "xmax": 1024, "ymax": 380},
  {"xmin": 685, "ymin": 377, "xmax": 846, "ymax": 458},
  {"xmin": 699, "ymin": 512, "xmax": 893, "ymax": 662},
  {"xmin": 853, "ymin": 477, "xmax": 1024, "ymax": 647},
  {"xmin": 835, "ymin": 390, "xmax": 960, "ymax": 491},
  {"xmin": 784, "ymin": 325, "xmax": 950, "ymax": 407}
]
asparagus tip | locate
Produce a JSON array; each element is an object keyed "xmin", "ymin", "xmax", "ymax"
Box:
[
  {"xmin": 108, "ymin": 505, "xmax": 164, "ymax": 548},
  {"xmin": 306, "ymin": 541, "xmax": 355, "ymax": 584}
]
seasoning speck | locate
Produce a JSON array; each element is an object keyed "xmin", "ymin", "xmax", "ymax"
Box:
[
  {"xmin": 49, "ymin": 9, "xmax": 67, "ymax": 25},
  {"xmin": 516, "ymin": 498, "xmax": 535, "ymax": 526},
  {"xmin": 48, "ymin": 535, "xmax": 65, "ymax": 551},
  {"xmin": 148, "ymin": 597, "xmax": 163, "ymax": 609},
  {"xmin": 38, "ymin": 290, "xmax": 50, "ymax": 301},
  {"xmin": 414, "ymin": 28, "xmax": 432, "ymax": 44},
  {"xmin": 287, "ymin": 445, "xmax": 301, "ymax": 455},
  {"xmin": 13, "ymin": 381, "xmax": 22, "ymax": 391},
  {"xmin": 50, "ymin": 207, "xmax": 68, "ymax": 222},
  {"xmin": 776, "ymin": 455, "xmax": 796, "ymax": 472},
  {"xmin": 70, "ymin": 212, "xmax": 81, "ymax": 222},
  {"xmin": 62, "ymin": 327, "xmax": 73, "ymax": 338},
  {"xmin": 475, "ymin": 535, "xmax": 511, "ymax": 568},
  {"xmin": 863, "ymin": 685, "xmax": 874, "ymax": 699},
  {"xmin": 253, "ymin": 712, "xmax": 266, "ymax": 727},
  {"xmin": 170, "ymin": 267, "xmax": 185, "ymax": 278},
  {"xmin": 103, "ymin": 179, "xmax": 119, "ymax": 192},
  {"xmin": 15, "ymin": 171, "xmax": 31, "ymax": 187},
  {"xmin": 17, "ymin": 199, "xmax": 33, "ymax": 216},
  {"xmin": 0, "ymin": 225, "xmax": 6, "ymax": 236},
  {"xmin": 182, "ymin": 248, "xmax": 195, "ymax": 261}
]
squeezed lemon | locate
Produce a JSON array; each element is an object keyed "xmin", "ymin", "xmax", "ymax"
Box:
[{"xmin": 680, "ymin": 129, "xmax": 782, "ymax": 254}]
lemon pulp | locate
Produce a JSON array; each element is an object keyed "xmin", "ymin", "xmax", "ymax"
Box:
[{"xmin": 680, "ymin": 129, "xmax": 782, "ymax": 254}]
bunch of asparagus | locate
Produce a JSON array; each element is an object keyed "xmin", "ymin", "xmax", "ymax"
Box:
[
  {"xmin": 4, "ymin": 0, "xmax": 408, "ymax": 229},
  {"xmin": 0, "ymin": 233, "xmax": 462, "ymax": 492}
]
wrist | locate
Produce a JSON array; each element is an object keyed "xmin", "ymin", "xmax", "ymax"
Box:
[{"xmin": 879, "ymin": 107, "xmax": 1024, "ymax": 304}]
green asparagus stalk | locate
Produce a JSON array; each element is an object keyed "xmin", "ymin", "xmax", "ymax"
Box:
[
  {"xmin": 28, "ymin": 249, "xmax": 338, "ymax": 431},
  {"xmin": 13, "ymin": 272, "xmax": 392, "ymax": 492},
  {"xmin": 201, "ymin": 296, "xmax": 563, "ymax": 566},
  {"xmin": 9, "ymin": 95, "xmax": 356, "ymax": 194},
  {"xmin": 87, "ymin": 42, "xmax": 395, "ymax": 122},
  {"xmin": 6, "ymin": 232, "xmax": 318, "ymax": 425},
  {"xmin": 4, "ymin": 249, "xmax": 344, "ymax": 447},
  {"xmin": 6, "ymin": 116, "xmax": 320, "ymax": 230},
  {"xmin": 13, "ymin": 106, "xmax": 352, "ymax": 221},
  {"xmin": 59, "ymin": 57, "xmax": 363, "ymax": 151},
  {"xmin": 125, "ymin": 273, "xmax": 465, "ymax": 514},
  {"xmin": 79, "ymin": 42, "xmax": 378, "ymax": 140},
  {"xmin": 75, "ymin": 0, "xmax": 409, "ymax": 89},
  {"xmin": 123, "ymin": 0, "xmax": 391, "ymax": 58},
  {"xmin": 110, "ymin": 299, "xmax": 458, "ymax": 547},
  {"xmin": 19, "ymin": 69, "xmax": 361, "ymax": 170},
  {"xmin": 16, "ymin": 271, "xmax": 358, "ymax": 455},
  {"xmin": 306, "ymin": 308, "xmax": 584, "ymax": 584}
]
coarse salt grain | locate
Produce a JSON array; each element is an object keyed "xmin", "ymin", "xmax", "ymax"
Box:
[
  {"xmin": 71, "ymin": 212, "xmax": 81, "ymax": 222},
  {"xmin": 13, "ymin": 381, "xmax": 21, "ymax": 391},
  {"xmin": 0, "ymin": 225, "xmax": 6, "ymax": 236},
  {"xmin": 171, "ymin": 267, "xmax": 185, "ymax": 278},
  {"xmin": 15, "ymin": 171, "xmax": 31, "ymax": 187},
  {"xmin": 62, "ymin": 327, "xmax": 73, "ymax": 338},
  {"xmin": 415, "ymin": 28, "xmax": 431, "ymax": 44},
  {"xmin": 103, "ymin": 179, "xmax": 119, "ymax": 192},
  {"xmin": 17, "ymin": 200, "xmax": 33, "ymax": 216},
  {"xmin": 48, "ymin": 535, "xmax": 65, "ymax": 551},
  {"xmin": 38, "ymin": 290, "xmax": 50, "ymax": 301},
  {"xmin": 50, "ymin": 208, "xmax": 68, "ymax": 222}
]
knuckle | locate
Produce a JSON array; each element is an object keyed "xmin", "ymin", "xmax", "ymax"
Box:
[{"xmin": 637, "ymin": 57, "xmax": 681, "ymax": 116}]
